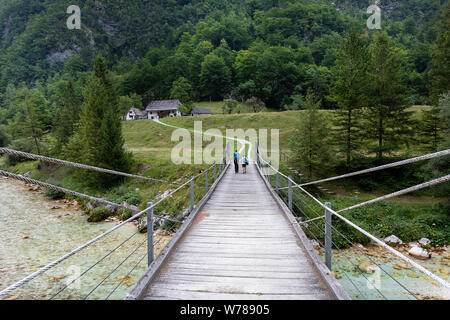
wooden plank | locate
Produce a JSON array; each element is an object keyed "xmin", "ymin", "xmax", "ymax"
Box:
[
  {"xmin": 143, "ymin": 288, "xmax": 330, "ymax": 300},
  {"xmin": 132, "ymin": 164, "xmax": 340, "ymax": 300},
  {"xmin": 149, "ymin": 282, "xmax": 326, "ymax": 295}
]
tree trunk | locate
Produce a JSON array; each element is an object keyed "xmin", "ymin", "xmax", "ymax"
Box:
[{"xmin": 346, "ymin": 110, "xmax": 352, "ymax": 171}]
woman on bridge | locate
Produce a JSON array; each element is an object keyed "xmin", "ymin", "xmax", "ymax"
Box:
[{"xmin": 234, "ymin": 149, "xmax": 239, "ymax": 173}]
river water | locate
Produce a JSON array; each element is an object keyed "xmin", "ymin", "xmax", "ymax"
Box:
[
  {"xmin": 0, "ymin": 179, "xmax": 170, "ymax": 300},
  {"xmin": 319, "ymin": 245, "xmax": 450, "ymax": 300},
  {"xmin": 1, "ymin": 179, "xmax": 448, "ymax": 300}
]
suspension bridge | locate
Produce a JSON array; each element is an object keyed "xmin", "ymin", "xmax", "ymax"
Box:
[{"xmin": 0, "ymin": 135, "xmax": 449, "ymax": 300}]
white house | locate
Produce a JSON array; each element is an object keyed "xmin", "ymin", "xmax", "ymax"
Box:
[
  {"xmin": 125, "ymin": 100, "xmax": 182, "ymax": 121},
  {"xmin": 145, "ymin": 100, "xmax": 182, "ymax": 120},
  {"xmin": 125, "ymin": 108, "xmax": 147, "ymax": 121}
]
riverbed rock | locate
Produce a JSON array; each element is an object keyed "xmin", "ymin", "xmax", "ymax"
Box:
[
  {"xmin": 105, "ymin": 204, "xmax": 117, "ymax": 215},
  {"xmin": 394, "ymin": 262, "xmax": 412, "ymax": 270},
  {"xmin": 51, "ymin": 206, "xmax": 62, "ymax": 210},
  {"xmin": 408, "ymin": 246, "xmax": 431, "ymax": 260},
  {"xmin": 310, "ymin": 240, "xmax": 320, "ymax": 248},
  {"xmin": 86, "ymin": 202, "xmax": 94, "ymax": 210},
  {"xmin": 384, "ymin": 235, "xmax": 403, "ymax": 245},
  {"xmin": 355, "ymin": 243, "xmax": 368, "ymax": 251},
  {"xmin": 138, "ymin": 218, "xmax": 147, "ymax": 233},
  {"xmin": 358, "ymin": 262, "xmax": 376, "ymax": 274},
  {"xmin": 418, "ymin": 238, "xmax": 431, "ymax": 246}
]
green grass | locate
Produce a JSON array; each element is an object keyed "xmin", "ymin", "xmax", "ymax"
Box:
[
  {"xmin": 193, "ymin": 101, "xmax": 276, "ymax": 115},
  {"xmin": 0, "ymin": 106, "xmax": 448, "ymax": 243}
]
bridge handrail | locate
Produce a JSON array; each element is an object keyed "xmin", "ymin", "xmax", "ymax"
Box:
[
  {"xmin": 0, "ymin": 169, "xmax": 135, "ymax": 211},
  {"xmin": 278, "ymin": 149, "xmax": 450, "ymax": 189},
  {"xmin": 256, "ymin": 153, "xmax": 450, "ymax": 290},
  {"xmin": 0, "ymin": 147, "xmax": 178, "ymax": 185},
  {"xmin": 0, "ymin": 162, "xmax": 220, "ymax": 298}
]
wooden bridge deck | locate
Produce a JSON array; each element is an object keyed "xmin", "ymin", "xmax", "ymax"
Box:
[{"xmin": 131, "ymin": 164, "xmax": 347, "ymax": 300}]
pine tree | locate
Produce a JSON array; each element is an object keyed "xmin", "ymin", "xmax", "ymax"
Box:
[
  {"xmin": 365, "ymin": 32, "xmax": 412, "ymax": 161},
  {"xmin": 429, "ymin": 3, "xmax": 450, "ymax": 104},
  {"xmin": 329, "ymin": 27, "xmax": 368, "ymax": 170},
  {"xmin": 10, "ymin": 86, "xmax": 47, "ymax": 154},
  {"xmin": 74, "ymin": 56, "xmax": 131, "ymax": 186},
  {"xmin": 289, "ymin": 90, "xmax": 332, "ymax": 179},
  {"xmin": 418, "ymin": 107, "xmax": 445, "ymax": 151},
  {"xmin": 54, "ymin": 79, "xmax": 81, "ymax": 148}
]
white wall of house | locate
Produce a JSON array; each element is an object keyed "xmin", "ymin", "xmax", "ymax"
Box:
[
  {"xmin": 126, "ymin": 111, "xmax": 136, "ymax": 121},
  {"xmin": 147, "ymin": 111, "xmax": 159, "ymax": 120}
]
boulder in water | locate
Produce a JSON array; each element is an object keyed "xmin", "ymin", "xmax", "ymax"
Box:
[
  {"xmin": 418, "ymin": 238, "xmax": 431, "ymax": 246},
  {"xmin": 358, "ymin": 262, "xmax": 376, "ymax": 274},
  {"xmin": 384, "ymin": 235, "xmax": 403, "ymax": 245},
  {"xmin": 408, "ymin": 246, "xmax": 431, "ymax": 260}
]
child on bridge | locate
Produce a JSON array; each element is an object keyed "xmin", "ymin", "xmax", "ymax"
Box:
[{"xmin": 242, "ymin": 155, "xmax": 249, "ymax": 174}]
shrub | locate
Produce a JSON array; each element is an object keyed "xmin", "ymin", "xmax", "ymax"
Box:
[
  {"xmin": 119, "ymin": 191, "xmax": 142, "ymax": 206},
  {"xmin": 44, "ymin": 179, "xmax": 66, "ymax": 200},
  {"xmin": 87, "ymin": 207, "xmax": 111, "ymax": 222},
  {"xmin": 0, "ymin": 125, "xmax": 11, "ymax": 147},
  {"xmin": 4, "ymin": 138, "xmax": 37, "ymax": 166}
]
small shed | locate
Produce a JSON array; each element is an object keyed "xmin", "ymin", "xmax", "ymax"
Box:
[{"xmin": 191, "ymin": 108, "xmax": 212, "ymax": 116}]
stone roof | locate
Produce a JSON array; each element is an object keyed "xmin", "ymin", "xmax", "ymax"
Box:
[
  {"xmin": 145, "ymin": 100, "xmax": 181, "ymax": 111},
  {"xmin": 129, "ymin": 108, "xmax": 147, "ymax": 116},
  {"xmin": 192, "ymin": 108, "xmax": 212, "ymax": 114}
]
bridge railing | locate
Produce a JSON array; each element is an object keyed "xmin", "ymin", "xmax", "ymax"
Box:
[
  {"xmin": 0, "ymin": 152, "xmax": 228, "ymax": 300},
  {"xmin": 256, "ymin": 151, "xmax": 450, "ymax": 300}
]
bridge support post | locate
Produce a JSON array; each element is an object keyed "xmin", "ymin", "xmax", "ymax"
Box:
[
  {"xmin": 325, "ymin": 202, "xmax": 332, "ymax": 271},
  {"xmin": 288, "ymin": 176, "xmax": 293, "ymax": 212},
  {"xmin": 205, "ymin": 169, "xmax": 208, "ymax": 194},
  {"xmin": 147, "ymin": 202, "xmax": 154, "ymax": 266},
  {"xmin": 190, "ymin": 177, "xmax": 195, "ymax": 212},
  {"xmin": 275, "ymin": 172, "xmax": 279, "ymax": 194}
]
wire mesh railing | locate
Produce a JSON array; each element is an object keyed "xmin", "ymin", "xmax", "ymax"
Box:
[
  {"xmin": 0, "ymin": 156, "xmax": 229, "ymax": 300},
  {"xmin": 256, "ymin": 152, "xmax": 450, "ymax": 300}
]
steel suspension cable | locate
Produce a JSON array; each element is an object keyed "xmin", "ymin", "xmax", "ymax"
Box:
[
  {"xmin": 49, "ymin": 230, "xmax": 141, "ymax": 300},
  {"xmin": 0, "ymin": 148, "xmax": 178, "ymax": 185},
  {"xmin": 289, "ymin": 198, "xmax": 388, "ymax": 299},
  {"xmin": 298, "ymin": 149, "xmax": 450, "ymax": 187},
  {"xmin": 257, "ymin": 154, "xmax": 450, "ymax": 290},
  {"xmin": 83, "ymin": 238, "xmax": 148, "ymax": 300},
  {"xmin": 0, "ymin": 169, "xmax": 134, "ymax": 211},
  {"xmin": 0, "ymin": 171, "xmax": 201, "ymax": 298},
  {"xmin": 338, "ymin": 175, "xmax": 450, "ymax": 213}
]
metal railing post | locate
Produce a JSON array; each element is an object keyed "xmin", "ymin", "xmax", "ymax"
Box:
[
  {"xmin": 275, "ymin": 172, "xmax": 279, "ymax": 193},
  {"xmin": 205, "ymin": 169, "xmax": 208, "ymax": 194},
  {"xmin": 325, "ymin": 202, "xmax": 332, "ymax": 271},
  {"xmin": 288, "ymin": 176, "xmax": 293, "ymax": 212},
  {"xmin": 147, "ymin": 202, "xmax": 154, "ymax": 266},
  {"xmin": 190, "ymin": 176, "xmax": 194, "ymax": 212}
]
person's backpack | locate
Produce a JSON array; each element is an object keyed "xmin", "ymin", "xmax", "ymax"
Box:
[{"xmin": 244, "ymin": 157, "xmax": 249, "ymax": 165}]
